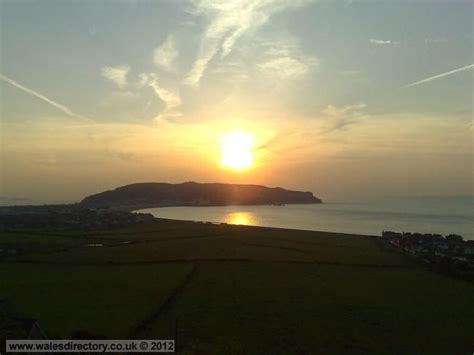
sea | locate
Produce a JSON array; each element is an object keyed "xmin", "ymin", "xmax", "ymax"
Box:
[{"xmin": 137, "ymin": 196, "xmax": 474, "ymax": 240}]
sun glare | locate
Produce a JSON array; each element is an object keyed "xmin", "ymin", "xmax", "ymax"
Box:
[
  {"xmin": 220, "ymin": 130, "xmax": 255, "ymax": 170},
  {"xmin": 226, "ymin": 212, "xmax": 256, "ymax": 226}
]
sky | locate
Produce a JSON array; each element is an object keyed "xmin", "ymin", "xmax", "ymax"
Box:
[{"xmin": 0, "ymin": 0, "xmax": 473, "ymax": 204}]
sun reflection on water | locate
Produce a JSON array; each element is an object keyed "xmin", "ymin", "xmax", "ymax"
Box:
[{"xmin": 225, "ymin": 212, "xmax": 256, "ymax": 226}]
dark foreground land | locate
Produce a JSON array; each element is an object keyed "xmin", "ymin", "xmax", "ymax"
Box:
[{"xmin": 0, "ymin": 220, "xmax": 473, "ymax": 354}]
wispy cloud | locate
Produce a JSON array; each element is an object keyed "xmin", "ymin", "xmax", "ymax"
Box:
[
  {"xmin": 258, "ymin": 56, "xmax": 314, "ymax": 80},
  {"xmin": 257, "ymin": 35, "xmax": 317, "ymax": 80},
  {"xmin": 322, "ymin": 103, "xmax": 368, "ymax": 132},
  {"xmin": 424, "ymin": 38, "xmax": 449, "ymax": 44},
  {"xmin": 370, "ymin": 38, "xmax": 400, "ymax": 45},
  {"xmin": 153, "ymin": 35, "xmax": 179, "ymax": 72},
  {"xmin": 183, "ymin": 0, "xmax": 312, "ymax": 87},
  {"xmin": 140, "ymin": 73, "xmax": 182, "ymax": 122},
  {"xmin": 100, "ymin": 63, "xmax": 182, "ymax": 122},
  {"xmin": 104, "ymin": 147, "xmax": 136, "ymax": 161},
  {"xmin": 402, "ymin": 64, "xmax": 474, "ymax": 89},
  {"xmin": 211, "ymin": 61, "xmax": 250, "ymax": 83},
  {"xmin": 0, "ymin": 73, "xmax": 93, "ymax": 122},
  {"xmin": 101, "ymin": 65, "xmax": 130, "ymax": 88}
]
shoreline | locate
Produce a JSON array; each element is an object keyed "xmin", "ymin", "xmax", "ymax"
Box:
[
  {"xmin": 135, "ymin": 203, "xmax": 474, "ymax": 241},
  {"xmin": 135, "ymin": 214, "xmax": 380, "ymax": 239}
]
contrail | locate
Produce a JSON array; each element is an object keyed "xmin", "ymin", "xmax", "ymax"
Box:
[
  {"xmin": 402, "ymin": 64, "xmax": 474, "ymax": 89},
  {"xmin": 0, "ymin": 73, "xmax": 93, "ymax": 122}
]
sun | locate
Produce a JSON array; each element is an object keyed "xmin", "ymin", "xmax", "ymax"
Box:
[{"xmin": 220, "ymin": 130, "xmax": 255, "ymax": 170}]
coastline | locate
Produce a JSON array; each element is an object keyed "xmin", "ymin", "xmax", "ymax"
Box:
[
  {"xmin": 135, "ymin": 201, "xmax": 474, "ymax": 241},
  {"xmin": 138, "ymin": 215, "xmax": 381, "ymax": 239}
]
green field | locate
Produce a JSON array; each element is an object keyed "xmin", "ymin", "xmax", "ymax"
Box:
[
  {"xmin": 1, "ymin": 220, "xmax": 473, "ymax": 354},
  {"xmin": 0, "ymin": 263, "xmax": 192, "ymax": 338}
]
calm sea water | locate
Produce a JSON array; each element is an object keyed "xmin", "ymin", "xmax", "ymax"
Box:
[{"xmin": 138, "ymin": 196, "xmax": 474, "ymax": 240}]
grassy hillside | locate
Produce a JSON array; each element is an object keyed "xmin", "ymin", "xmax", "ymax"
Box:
[{"xmin": 1, "ymin": 220, "xmax": 473, "ymax": 354}]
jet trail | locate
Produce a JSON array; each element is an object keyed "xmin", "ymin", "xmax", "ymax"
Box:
[
  {"xmin": 0, "ymin": 73, "xmax": 93, "ymax": 122},
  {"xmin": 402, "ymin": 64, "xmax": 473, "ymax": 89}
]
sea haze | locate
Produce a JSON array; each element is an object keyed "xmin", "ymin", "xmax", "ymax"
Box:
[{"xmin": 138, "ymin": 196, "xmax": 474, "ymax": 240}]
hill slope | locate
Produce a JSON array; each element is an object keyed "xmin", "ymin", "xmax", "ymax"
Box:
[{"xmin": 80, "ymin": 182, "xmax": 322, "ymax": 209}]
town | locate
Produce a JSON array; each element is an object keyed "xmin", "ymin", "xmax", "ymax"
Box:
[
  {"xmin": 0, "ymin": 207, "xmax": 155, "ymax": 231},
  {"xmin": 382, "ymin": 230, "xmax": 474, "ymax": 278}
]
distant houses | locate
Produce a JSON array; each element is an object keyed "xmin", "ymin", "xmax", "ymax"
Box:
[
  {"xmin": 382, "ymin": 230, "xmax": 474, "ymax": 275},
  {"xmin": 0, "ymin": 209, "xmax": 156, "ymax": 231}
]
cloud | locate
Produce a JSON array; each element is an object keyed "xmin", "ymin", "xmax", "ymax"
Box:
[
  {"xmin": 183, "ymin": 0, "xmax": 312, "ymax": 87},
  {"xmin": 425, "ymin": 38, "xmax": 449, "ymax": 44},
  {"xmin": 140, "ymin": 73, "xmax": 182, "ymax": 121},
  {"xmin": 104, "ymin": 147, "xmax": 136, "ymax": 161},
  {"xmin": 0, "ymin": 73, "xmax": 93, "ymax": 122},
  {"xmin": 101, "ymin": 65, "xmax": 130, "ymax": 88},
  {"xmin": 258, "ymin": 56, "xmax": 313, "ymax": 80},
  {"xmin": 323, "ymin": 103, "xmax": 367, "ymax": 117},
  {"xmin": 153, "ymin": 35, "xmax": 179, "ymax": 72},
  {"xmin": 369, "ymin": 38, "xmax": 400, "ymax": 45},
  {"xmin": 99, "ymin": 63, "xmax": 182, "ymax": 121},
  {"xmin": 257, "ymin": 34, "xmax": 317, "ymax": 80},
  {"xmin": 322, "ymin": 103, "xmax": 368, "ymax": 132},
  {"xmin": 211, "ymin": 61, "xmax": 250, "ymax": 84},
  {"xmin": 402, "ymin": 64, "xmax": 474, "ymax": 89}
]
